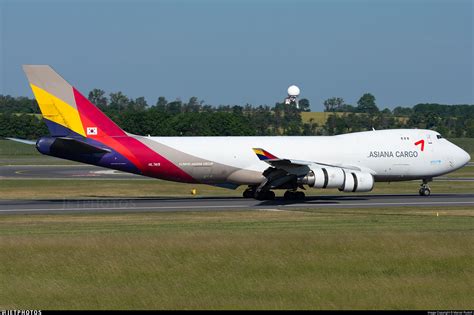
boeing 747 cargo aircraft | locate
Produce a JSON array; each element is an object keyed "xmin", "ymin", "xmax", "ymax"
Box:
[{"xmin": 21, "ymin": 65, "xmax": 470, "ymax": 200}]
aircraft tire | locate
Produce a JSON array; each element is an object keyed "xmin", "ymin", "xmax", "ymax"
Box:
[
  {"xmin": 243, "ymin": 189, "xmax": 254, "ymax": 198},
  {"xmin": 419, "ymin": 188, "xmax": 431, "ymax": 196},
  {"xmin": 255, "ymin": 190, "xmax": 275, "ymax": 200},
  {"xmin": 284, "ymin": 191, "xmax": 295, "ymax": 200}
]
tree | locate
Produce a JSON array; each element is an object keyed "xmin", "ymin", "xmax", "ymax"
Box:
[
  {"xmin": 298, "ymin": 98, "xmax": 311, "ymax": 112},
  {"xmin": 393, "ymin": 106, "xmax": 413, "ymax": 116},
  {"xmin": 155, "ymin": 96, "xmax": 168, "ymax": 112},
  {"xmin": 337, "ymin": 104, "xmax": 356, "ymax": 112},
  {"xmin": 2, "ymin": 90, "xmax": 472, "ymax": 139},
  {"xmin": 88, "ymin": 89, "xmax": 108, "ymax": 109},
  {"xmin": 184, "ymin": 96, "xmax": 201, "ymax": 112},
  {"xmin": 131, "ymin": 97, "xmax": 148, "ymax": 111},
  {"xmin": 167, "ymin": 99, "xmax": 183, "ymax": 114},
  {"xmin": 323, "ymin": 97, "xmax": 344, "ymax": 112},
  {"xmin": 381, "ymin": 108, "xmax": 392, "ymax": 115},
  {"xmin": 109, "ymin": 91, "xmax": 130, "ymax": 111},
  {"xmin": 465, "ymin": 119, "xmax": 474, "ymax": 137},
  {"xmin": 356, "ymin": 93, "xmax": 379, "ymax": 114},
  {"xmin": 302, "ymin": 118, "xmax": 318, "ymax": 135}
]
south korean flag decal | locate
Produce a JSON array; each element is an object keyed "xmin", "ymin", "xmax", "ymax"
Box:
[{"xmin": 86, "ymin": 127, "xmax": 98, "ymax": 136}]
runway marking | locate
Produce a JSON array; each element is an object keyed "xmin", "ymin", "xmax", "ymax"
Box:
[
  {"xmin": 0, "ymin": 201, "xmax": 473, "ymax": 213},
  {"xmin": 0, "ymin": 204, "xmax": 246, "ymax": 212},
  {"xmin": 92, "ymin": 170, "xmax": 134, "ymax": 175},
  {"xmin": 256, "ymin": 208, "xmax": 290, "ymax": 212},
  {"xmin": 285, "ymin": 201, "xmax": 474, "ymax": 207}
]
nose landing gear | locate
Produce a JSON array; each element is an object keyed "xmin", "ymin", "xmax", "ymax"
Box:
[{"xmin": 419, "ymin": 179, "xmax": 431, "ymax": 196}]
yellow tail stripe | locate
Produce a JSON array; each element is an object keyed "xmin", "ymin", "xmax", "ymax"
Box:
[{"xmin": 30, "ymin": 84, "xmax": 86, "ymax": 137}]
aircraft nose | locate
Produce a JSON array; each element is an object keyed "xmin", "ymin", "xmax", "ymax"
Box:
[{"xmin": 457, "ymin": 147, "xmax": 471, "ymax": 167}]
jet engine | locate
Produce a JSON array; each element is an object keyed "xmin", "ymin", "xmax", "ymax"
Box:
[{"xmin": 299, "ymin": 167, "xmax": 374, "ymax": 192}]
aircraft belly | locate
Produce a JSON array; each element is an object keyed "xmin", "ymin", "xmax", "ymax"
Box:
[{"xmin": 179, "ymin": 163, "xmax": 264, "ymax": 184}]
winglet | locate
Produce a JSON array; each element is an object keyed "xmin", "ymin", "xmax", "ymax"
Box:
[{"xmin": 252, "ymin": 148, "xmax": 279, "ymax": 160}]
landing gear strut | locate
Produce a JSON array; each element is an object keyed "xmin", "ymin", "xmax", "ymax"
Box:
[
  {"xmin": 283, "ymin": 190, "xmax": 305, "ymax": 200},
  {"xmin": 419, "ymin": 179, "xmax": 431, "ymax": 196}
]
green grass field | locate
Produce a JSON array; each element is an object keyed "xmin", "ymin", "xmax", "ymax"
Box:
[
  {"xmin": 1, "ymin": 208, "xmax": 473, "ymax": 310},
  {"xmin": 0, "ymin": 177, "xmax": 473, "ymax": 199}
]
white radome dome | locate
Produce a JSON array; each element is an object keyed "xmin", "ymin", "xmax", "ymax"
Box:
[{"xmin": 287, "ymin": 85, "xmax": 300, "ymax": 96}]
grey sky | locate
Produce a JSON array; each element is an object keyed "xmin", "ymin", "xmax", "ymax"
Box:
[{"xmin": 1, "ymin": 0, "xmax": 472, "ymax": 111}]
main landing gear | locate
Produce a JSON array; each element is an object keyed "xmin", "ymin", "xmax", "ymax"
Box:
[
  {"xmin": 243, "ymin": 186, "xmax": 275, "ymax": 200},
  {"xmin": 242, "ymin": 186, "xmax": 256, "ymax": 198},
  {"xmin": 419, "ymin": 179, "xmax": 431, "ymax": 196},
  {"xmin": 242, "ymin": 186, "xmax": 306, "ymax": 200}
]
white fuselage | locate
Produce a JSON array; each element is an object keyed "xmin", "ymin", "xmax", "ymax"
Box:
[{"xmin": 149, "ymin": 129, "xmax": 470, "ymax": 184}]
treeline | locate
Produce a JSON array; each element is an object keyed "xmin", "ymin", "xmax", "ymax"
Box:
[
  {"xmin": 322, "ymin": 94, "xmax": 474, "ymax": 137},
  {"xmin": 0, "ymin": 91, "xmax": 473, "ymax": 139}
]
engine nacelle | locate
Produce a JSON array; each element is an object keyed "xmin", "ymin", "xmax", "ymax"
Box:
[
  {"xmin": 300, "ymin": 167, "xmax": 344, "ymax": 189},
  {"xmin": 339, "ymin": 171, "xmax": 374, "ymax": 192},
  {"xmin": 300, "ymin": 168, "xmax": 374, "ymax": 192}
]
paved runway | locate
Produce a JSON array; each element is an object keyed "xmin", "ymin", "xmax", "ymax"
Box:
[
  {"xmin": 0, "ymin": 164, "xmax": 142, "ymax": 180},
  {"xmin": 0, "ymin": 193, "xmax": 473, "ymax": 214},
  {"xmin": 1, "ymin": 164, "xmax": 473, "ymax": 181}
]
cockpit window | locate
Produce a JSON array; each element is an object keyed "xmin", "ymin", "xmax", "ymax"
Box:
[{"xmin": 436, "ymin": 135, "xmax": 443, "ymax": 139}]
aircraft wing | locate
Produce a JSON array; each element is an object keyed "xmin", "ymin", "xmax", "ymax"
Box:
[
  {"xmin": 252, "ymin": 147, "xmax": 374, "ymax": 193},
  {"xmin": 252, "ymin": 148, "xmax": 364, "ymax": 172}
]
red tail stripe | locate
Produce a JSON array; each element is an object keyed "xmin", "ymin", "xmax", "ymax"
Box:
[
  {"xmin": 73, "ymin": 88, "xmax": 126, "ymax": 137},
  {"xmin": 73, "ymin": 87, "xmax": 196, "ymax": 183}
]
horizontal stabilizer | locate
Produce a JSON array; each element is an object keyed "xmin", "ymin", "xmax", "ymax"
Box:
[
  {"xmin": 53, "ymin": 137, "xmax": 111, "ymax": 154},
  {"xmin": 36, "ymin": 136, "xmax": 111, "ymax": 156},
  {"xmin": 5, "ymin": 138, "xmax": 37, "ymax": 145}
]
